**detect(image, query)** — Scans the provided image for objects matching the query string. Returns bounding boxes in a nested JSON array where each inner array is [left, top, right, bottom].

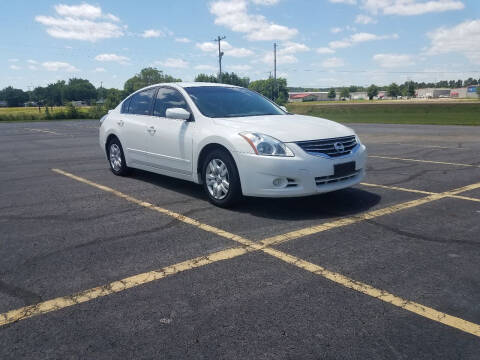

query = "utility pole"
[[273, 42, 277, 101], [214, 35, 226, 82]]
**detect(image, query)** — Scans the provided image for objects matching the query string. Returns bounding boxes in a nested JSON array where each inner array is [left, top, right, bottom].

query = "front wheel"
[[107, 138, 130, 176], [202, 149, 242, 208]]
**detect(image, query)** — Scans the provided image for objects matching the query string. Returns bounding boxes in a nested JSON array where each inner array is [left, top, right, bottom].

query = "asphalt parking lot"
[[1, 120, 479, 359]]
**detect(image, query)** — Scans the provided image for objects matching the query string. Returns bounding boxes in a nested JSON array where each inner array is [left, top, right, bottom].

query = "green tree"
[[219, 72, 250, 87], [0, 86, 29, 107], [328, 88, 336, 99], [248, 77, 288, 105], [195, 74, 218, 83], [64, 78, 97, 103], [340, 88, 350, 99], [406, 81, 416, 97], [124, 68, 181, 95], [367, 84, 379, 100], [387, 83, 400, 98], [104, 88, 125, 110]]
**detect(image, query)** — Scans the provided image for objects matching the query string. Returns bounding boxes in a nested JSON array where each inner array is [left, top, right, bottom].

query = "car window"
[[184, 86, 284, 118], [128, 88, 156, 115], [121, 97, 131, 113], [154, 87, 189, 117]]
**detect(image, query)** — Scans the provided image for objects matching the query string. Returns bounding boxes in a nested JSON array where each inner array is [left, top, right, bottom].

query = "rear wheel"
[[202, 149, 241, 207], [107, 138, 130, 176]]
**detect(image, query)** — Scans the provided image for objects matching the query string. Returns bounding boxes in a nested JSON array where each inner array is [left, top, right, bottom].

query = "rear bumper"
[[235, 144, 367, 197]]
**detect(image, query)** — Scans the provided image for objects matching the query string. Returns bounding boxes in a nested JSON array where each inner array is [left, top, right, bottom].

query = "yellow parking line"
[[369, 155, 480, 168], [24, 128, 60, 135], [361, 182, 480, 203], [3, 169, 480, 338], [263, 248, 480, 338], [0, 246, 249, 327], [361, 182, 435, 195]]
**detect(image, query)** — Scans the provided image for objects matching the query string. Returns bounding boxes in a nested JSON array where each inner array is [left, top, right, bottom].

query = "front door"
[[145, 87, 194, 176]]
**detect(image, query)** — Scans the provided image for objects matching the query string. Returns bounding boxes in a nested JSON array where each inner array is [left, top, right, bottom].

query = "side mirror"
[[166, 107, 191, 120], [280, 105, 287, 112]]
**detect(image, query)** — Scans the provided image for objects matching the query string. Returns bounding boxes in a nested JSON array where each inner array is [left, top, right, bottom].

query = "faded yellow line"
[[0, 246, 250, 327], [369, 155, 480, 168], [262, 247, 480, 338], [51, 169, 261, 250], [262, 181, 480, 246], [24, 128, 60, 135], [361, 182, 435, 195], [3, 169, 479, 338], [361, 182, 480, 203]]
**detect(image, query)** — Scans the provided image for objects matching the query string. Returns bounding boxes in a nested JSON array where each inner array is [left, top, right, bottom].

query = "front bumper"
[[235, 143, 367, 197]]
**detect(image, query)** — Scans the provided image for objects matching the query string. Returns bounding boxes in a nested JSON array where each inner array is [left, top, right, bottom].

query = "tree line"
[[1, 71, 479, 111]]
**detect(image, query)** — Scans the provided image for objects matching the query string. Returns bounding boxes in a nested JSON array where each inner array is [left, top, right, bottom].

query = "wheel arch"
[[196, 143, 240, 185]]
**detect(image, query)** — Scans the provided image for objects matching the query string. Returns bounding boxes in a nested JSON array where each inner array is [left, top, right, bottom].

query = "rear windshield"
[[184, 86, 285, 118]]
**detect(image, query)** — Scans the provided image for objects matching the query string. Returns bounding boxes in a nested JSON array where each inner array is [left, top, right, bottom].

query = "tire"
[[202, 149, 242, 208], [107, 138, 130, 176]]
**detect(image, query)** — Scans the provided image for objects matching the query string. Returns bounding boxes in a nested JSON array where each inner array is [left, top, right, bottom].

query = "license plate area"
[[334, 161, 356, 177]]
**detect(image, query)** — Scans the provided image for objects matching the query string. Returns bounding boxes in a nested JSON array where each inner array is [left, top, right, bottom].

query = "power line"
[[273, 42, 277, 100]]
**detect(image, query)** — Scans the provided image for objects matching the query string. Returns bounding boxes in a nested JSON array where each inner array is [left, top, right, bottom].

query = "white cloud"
[[261, 41, 309, 64], [175, 37, 191, 43], [317, 47, 336, 54], [250, 0, 280, 5], [330, 27, 343, 34], [373, 53, 414, 67], [227, 64, 252, 71], [28, 65, 38, 71], [94, 67, 106, 72], [196, 41, 253, 58], [322, 57, 345, 68], [154, 58, 189, 68], [329, 0, 357, 4], [35, 3, 123, 42], [355, 14, 377, 24], [8, 58, 19, 62], [95, 53, 130, 64], [426, 19, 480, 64], [332, 0, 465, 16], [42, 61, 79, 72], [329, 32, 398, 48], [141, 29, 165, 38], [194, 64, 217, 71], [209, 0, 297, 41], [27, 59, 38, 64], [363, 0, 465, 16], [9, 65, 21, 70]]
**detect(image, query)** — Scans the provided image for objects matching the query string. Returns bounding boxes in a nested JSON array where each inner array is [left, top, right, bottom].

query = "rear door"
[[122, 87, 157, 166]]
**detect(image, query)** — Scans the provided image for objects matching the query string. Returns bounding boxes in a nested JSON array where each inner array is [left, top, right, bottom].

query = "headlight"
[[355, 134, 361, 145], [239, 132, 294, 157]]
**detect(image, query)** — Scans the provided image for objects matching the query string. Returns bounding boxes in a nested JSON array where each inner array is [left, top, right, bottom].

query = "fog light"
[[273, 177, 287, 187]]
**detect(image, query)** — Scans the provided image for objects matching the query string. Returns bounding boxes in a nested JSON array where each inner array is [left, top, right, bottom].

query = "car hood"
[[212, 114, 354, 142]]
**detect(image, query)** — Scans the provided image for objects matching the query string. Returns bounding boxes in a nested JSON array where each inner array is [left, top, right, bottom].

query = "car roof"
[[140, 82, 240, 89]]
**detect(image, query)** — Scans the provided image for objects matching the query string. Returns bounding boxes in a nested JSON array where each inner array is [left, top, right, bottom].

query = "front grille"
[[315, 170, 360, 186], [296, 135, 357, 157]]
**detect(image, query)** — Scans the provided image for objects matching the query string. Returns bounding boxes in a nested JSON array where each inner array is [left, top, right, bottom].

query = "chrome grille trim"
[[315, 170, 361, 186], [296, 135, 357, 157]]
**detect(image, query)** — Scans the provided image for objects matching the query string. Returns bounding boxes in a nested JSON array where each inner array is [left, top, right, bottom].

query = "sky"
[[1, 0, 479, 90]]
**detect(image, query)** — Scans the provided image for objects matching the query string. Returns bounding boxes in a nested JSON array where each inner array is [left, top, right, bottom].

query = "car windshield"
[[184, 86, 285, 118]]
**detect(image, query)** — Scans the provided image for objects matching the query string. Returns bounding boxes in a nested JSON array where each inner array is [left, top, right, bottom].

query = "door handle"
[[147, 126, 156, 135], [117, 120, 124, 127]]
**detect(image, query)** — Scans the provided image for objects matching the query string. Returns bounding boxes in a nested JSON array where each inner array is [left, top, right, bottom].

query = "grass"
[[0, 106, 102, 122], [286, 102, 480, 126]]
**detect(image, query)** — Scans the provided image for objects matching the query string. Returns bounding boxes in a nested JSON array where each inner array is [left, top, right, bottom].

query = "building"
[[350, 91, 368, 100], [450, 86, 479, 99], [288, 92, 331, 102], [71, 100, 88, 107], [466, 86, 479, 99], [416, 88, 451, 98], [0, 101, 7, 107]]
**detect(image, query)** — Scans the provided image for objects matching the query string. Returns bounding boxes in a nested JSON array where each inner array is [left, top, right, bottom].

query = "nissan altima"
[[99, 83, 367, 207]]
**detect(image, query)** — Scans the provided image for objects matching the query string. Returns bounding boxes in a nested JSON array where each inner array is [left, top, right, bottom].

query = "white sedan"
[[99, 83, 367, 207]]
